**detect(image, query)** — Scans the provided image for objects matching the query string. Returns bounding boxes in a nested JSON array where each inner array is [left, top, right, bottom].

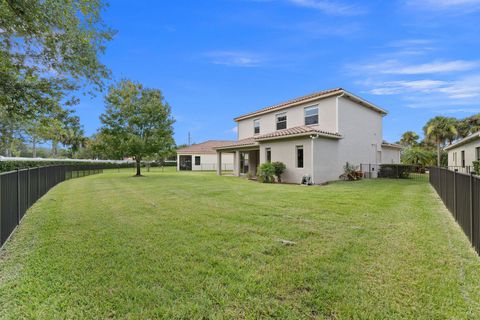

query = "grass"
[[1, 169, 480, 319]]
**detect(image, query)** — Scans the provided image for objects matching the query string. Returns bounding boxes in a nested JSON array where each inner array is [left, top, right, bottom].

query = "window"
[[276, 113, 287, 130], [266, 148, 271, 163], [476, 147, 480, 161], [253, 119, 260, 134], [304, 106, 319, 125], [195, 156, 201, 166], [296, 146, 304, 168], [453, 152, 457, 166], [461, 150, 465, 168]]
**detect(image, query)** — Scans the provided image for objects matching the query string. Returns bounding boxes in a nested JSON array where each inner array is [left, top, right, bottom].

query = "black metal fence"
[[359, 164, 429, 181], [430, 167, 480, 254], [0, 165, 106, 248]]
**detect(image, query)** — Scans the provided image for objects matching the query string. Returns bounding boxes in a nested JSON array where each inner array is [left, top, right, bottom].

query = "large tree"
[[457, 114, 480, 139], [423, 116, 458, 166], [99, 80, 175, 176], [0, 0, 113, 119], [398, 131, 420, 147]]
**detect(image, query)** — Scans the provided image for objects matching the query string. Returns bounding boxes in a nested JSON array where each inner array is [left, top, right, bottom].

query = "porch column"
[[216, 151, 222, 176], [234, 151, 241, 177]]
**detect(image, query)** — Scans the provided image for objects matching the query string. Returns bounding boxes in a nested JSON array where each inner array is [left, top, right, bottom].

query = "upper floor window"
[[253, 119, 260, 135], [461, 150, 465, 168], [304, 106, 318, 125], [476, 147, 480, 161], [276, 113, 287, 130]]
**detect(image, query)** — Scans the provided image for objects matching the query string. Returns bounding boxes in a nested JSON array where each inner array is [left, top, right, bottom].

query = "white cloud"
[[405, 0, 480, 13], [286, 0, 366, 15], [357, 59, 478, 75], [205, 51, 263, 67], [230, 126, 238, 134], [368, 80, 447, 95], [366, 76, 480, 109]]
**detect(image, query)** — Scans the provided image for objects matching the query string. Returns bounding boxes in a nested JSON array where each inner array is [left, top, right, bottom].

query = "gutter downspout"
[[310, 134, 320, 184], [335, 92, 345, 133]]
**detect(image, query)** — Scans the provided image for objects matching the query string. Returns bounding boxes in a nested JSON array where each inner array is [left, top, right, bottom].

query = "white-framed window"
[[265, 147, 271, 163], [296, 145, 304, 168], [453, 152, 457, 166], [195, 156, 201, 166], [476, 147, 480, 161], [461, 150, 465, 168], [253, 119, 260, 135], [276, 113, 287, 130], [304, 105, 319, 125]]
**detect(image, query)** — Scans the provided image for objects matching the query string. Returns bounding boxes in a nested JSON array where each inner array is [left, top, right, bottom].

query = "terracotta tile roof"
[[213, 137, 257, 150], [234, 88, 343, 121], [233, 88, 387, 121], [255, 126, 342, 141], [176, 140, 236, 154], [381, 141, 403, 149]]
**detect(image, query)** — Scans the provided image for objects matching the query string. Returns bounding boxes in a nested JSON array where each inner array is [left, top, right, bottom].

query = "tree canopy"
[[99, 80, 175, 176], [0, 0, 114, 119]]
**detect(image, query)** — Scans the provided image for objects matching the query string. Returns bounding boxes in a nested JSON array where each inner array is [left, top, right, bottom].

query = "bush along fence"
[[0, 164, 112, 248], [429, 167, 480, 255], [358, 164, 429, 181]]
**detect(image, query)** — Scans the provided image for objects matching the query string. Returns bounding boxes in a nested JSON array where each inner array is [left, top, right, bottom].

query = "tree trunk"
[[32, 136, 36, 158], [52, 141, 58, 156], [437, 141, 441, 167], [135, 159, 141, 176]]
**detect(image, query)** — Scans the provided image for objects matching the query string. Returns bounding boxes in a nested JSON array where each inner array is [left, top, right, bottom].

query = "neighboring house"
[[215, 88, 402, 184], [176, 140, 235, 171], [445, 132, 480, 171]]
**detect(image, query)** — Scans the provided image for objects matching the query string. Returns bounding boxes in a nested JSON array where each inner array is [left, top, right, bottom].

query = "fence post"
[[16, 169, 20, 225], [470, 172, 474, 244], [453, 170, 457, 220], [27, 167, 30, 208], [0, 174, 2, 246]]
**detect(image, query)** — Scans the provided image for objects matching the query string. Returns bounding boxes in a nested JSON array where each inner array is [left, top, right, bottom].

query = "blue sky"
[[74, 0, 480, 145]]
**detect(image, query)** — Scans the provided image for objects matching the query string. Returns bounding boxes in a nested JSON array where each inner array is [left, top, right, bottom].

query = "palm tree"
[[457, 114, 480, 138], [423, 116, 458, 166], [398, 131, 419, 147]]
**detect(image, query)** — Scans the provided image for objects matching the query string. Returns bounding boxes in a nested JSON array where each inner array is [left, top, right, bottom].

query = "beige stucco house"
[[215, 88, 402, 184], [445, 132, 480, 172], [177, 140, 234, 171]]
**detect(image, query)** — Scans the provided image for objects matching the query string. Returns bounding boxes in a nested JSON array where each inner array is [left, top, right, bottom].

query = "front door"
[[179, 155, 192, 171]]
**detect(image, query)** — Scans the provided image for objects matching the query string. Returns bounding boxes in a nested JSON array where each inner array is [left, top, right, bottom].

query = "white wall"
[[382, 147, 401, 164], [337, 97, 383, 167], [447, 139, 480, 168], [177, 153, 234, 171], [259, 137, 312, 183], [237, 96, 338, 140]]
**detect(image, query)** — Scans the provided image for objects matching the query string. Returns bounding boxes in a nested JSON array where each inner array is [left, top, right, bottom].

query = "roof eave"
[[255, 132, 343, 142], [444, 133, 480, 150]]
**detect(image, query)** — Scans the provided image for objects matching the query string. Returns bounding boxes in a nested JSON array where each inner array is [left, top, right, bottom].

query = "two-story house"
[[215, 88, 402, 184]]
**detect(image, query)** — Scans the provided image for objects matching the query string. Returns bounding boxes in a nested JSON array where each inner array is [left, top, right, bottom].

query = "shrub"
[[0, 160, 133, 173], [271, 161, 286, 182], [257, 163, 275, 183], [473, 161, 480, 175], [339, 162, 363, 181], [378, 164, 412, 179]]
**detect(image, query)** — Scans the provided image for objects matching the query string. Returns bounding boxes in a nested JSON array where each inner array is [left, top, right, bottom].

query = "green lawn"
[[1, 170, 480, 319]]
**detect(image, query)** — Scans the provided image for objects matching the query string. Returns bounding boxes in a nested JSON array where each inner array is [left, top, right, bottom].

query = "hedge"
[[378, 164, 414, 179], [0, 160, 134, 173]]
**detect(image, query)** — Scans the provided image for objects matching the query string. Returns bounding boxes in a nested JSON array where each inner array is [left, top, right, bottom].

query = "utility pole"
[[188, 132, 191, 146]]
